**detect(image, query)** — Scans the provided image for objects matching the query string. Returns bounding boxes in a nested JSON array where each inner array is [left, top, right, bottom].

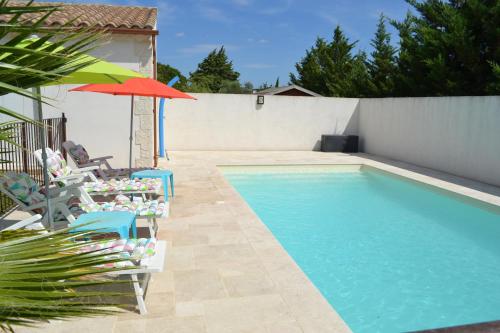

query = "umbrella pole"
[[129, 95, 134, 177], [32, 86, 53, 230]]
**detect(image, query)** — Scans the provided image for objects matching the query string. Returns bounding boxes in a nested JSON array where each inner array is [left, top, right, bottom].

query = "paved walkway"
[[15, 151, 500, 333]]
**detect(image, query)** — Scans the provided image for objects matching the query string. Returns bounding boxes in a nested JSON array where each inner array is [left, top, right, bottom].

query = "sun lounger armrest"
[[47, 182, 84, 197], [77, 161, 102, 168], [4, 214, 43, 231], [89, 156, 113, 162], [73, 166, 99, 173], [51, 174, 86, 182], [111, 241, 168, 275], [139, 241, 167, 273]]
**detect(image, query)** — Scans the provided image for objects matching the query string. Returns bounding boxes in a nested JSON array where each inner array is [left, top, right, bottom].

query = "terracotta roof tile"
[[1, 2, 157, 30]]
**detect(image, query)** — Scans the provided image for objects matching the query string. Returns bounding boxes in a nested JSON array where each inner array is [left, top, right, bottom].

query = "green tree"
[[218, 80, 253, 94], [189, 46, 240, 92], [393, 0, 500, 96], [291, 26, 371, 97], [348, 51, 374, 97], [242, 81, 254, 93], [368, 14, 397, 97], [274, 77, 280, 87], [156, 62, 188, 90], [290, 37, 330, 96], [257, 82, 271, 90], [323, 26, 368, 97]]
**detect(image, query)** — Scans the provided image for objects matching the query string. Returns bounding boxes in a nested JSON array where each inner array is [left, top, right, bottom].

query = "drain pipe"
[[159, 76, 180, 161], [152, 34, 158, 167]]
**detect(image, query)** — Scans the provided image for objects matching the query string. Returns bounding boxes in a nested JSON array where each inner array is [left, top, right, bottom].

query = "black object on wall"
[[320, 135, 359, 153]]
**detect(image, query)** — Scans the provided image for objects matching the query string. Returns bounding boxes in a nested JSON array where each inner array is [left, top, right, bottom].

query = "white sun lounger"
[[2, 214, 168, 315]]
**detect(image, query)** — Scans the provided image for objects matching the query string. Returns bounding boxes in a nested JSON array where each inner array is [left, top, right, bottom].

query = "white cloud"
[[247, 38, 270, 44], [178, 44, 238, 54], [259, 0, 293, 15], [175, 32, 185, 37], [156, 1, 176, 25], [244, 63, 275, 69], [197, 5, 232, 23], [232, 0, 251, 6], [318, 13, 338, 25]]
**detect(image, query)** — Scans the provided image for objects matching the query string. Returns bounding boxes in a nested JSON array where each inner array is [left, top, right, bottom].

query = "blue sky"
[[47, 0, 413, 87]]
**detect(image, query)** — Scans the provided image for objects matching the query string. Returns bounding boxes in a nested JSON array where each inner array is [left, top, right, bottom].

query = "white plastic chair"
[[63, 140, 152, 180], [34, 148, 161, 198]]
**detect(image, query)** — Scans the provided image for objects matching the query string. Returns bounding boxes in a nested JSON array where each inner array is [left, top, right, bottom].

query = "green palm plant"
[[0, 226, 133, 332], [0, 0, 103, 122], [0, 1, 137, 331]]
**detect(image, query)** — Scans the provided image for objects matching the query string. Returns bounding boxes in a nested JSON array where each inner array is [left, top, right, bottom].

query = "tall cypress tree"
[[290, 37, 330, 96], [323, 26, 360, 97], [393, 0, 500, 96], [190, 46, 240, 92], [368, 14, 397, 97], [291, 26, 370, 97]]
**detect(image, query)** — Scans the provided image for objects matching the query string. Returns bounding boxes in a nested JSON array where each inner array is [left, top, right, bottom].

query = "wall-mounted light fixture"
[[257, 95, 265, 105]]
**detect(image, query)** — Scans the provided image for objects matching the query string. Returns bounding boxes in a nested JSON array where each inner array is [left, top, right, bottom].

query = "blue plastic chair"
[[71, 211, 137, 239]]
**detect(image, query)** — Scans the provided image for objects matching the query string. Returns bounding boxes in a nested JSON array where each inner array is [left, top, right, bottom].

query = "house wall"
[[164, 93, 360, 151], [275, 89, 314, 96], [0, 33, 155, 168], [358, 96, 500, 186]]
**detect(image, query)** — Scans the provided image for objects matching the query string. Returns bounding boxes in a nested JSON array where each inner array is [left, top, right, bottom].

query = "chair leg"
[[97, 168, 109, 181], [104, 160, 113, 171], [131, 219, 137, 239], [59, 204, 76, 223], [162, 176, 169, 201], [147, 217, 155, 237], [131, 274, 147, 315], [170, 174, 174, 197], [79, 188, 93, 204]]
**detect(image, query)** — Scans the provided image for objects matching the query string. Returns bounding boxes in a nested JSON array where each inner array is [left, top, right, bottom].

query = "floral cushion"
[[69, 144, 90, 165], [0, 172, 45, 206], [83, 178, 162, 194], [79, 195, 167, 217], [46, 150, 72, 178], [99, 167, 156, 179]]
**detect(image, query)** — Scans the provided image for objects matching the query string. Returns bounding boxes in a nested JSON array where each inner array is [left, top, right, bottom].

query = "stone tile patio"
[[12, 151, 500, 333]]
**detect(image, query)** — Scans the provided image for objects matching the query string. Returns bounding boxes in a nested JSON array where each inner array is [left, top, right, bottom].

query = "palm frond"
[[0, 0, 106, 122], [0, 226, 139, 331]]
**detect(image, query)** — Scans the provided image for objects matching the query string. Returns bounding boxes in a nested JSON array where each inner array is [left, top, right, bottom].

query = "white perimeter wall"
[[359, 96, 500, 186], [165, 94, 359, 151]]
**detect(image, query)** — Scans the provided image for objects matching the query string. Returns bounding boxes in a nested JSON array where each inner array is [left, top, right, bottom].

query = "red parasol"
[[70, 78, 196, 172]]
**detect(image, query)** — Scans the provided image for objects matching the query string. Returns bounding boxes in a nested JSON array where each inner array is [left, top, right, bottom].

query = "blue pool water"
[[222, 166, 500, 333]]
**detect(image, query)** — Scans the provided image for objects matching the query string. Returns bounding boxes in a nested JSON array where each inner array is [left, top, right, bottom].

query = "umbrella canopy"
[[70, 78, 196, 99], [55, 56, 143, 84], [70, 78, 195, 173], [10, 38, 144, 85]]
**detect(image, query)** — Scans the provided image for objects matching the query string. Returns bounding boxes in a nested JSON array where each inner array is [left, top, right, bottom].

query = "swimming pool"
[[222, 165, 500, 333]]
